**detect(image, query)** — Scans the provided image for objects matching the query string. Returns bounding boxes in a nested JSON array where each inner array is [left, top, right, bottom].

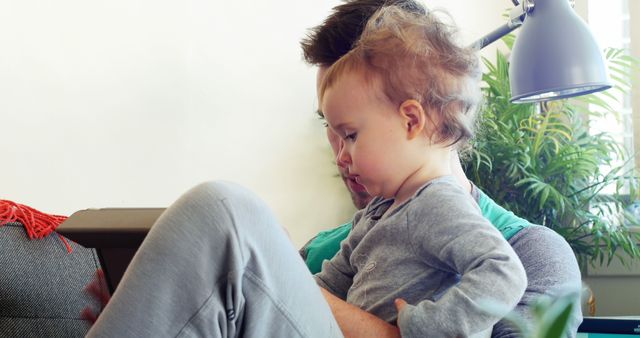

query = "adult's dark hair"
[[300, 0, 427, 66]]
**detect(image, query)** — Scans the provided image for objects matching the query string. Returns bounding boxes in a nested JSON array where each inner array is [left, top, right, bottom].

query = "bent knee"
[[184, 181, 247, 205], [512, 226, 582, 291], [171, 180, 278, 232], [158, 181, 251, 234]]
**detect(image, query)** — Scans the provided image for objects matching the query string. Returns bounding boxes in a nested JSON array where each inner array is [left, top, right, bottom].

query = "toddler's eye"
[[345, 132, 357, 141]]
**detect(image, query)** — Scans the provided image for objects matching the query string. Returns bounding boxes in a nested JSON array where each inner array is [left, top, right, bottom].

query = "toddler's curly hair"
[[320, 5, 482, 146]]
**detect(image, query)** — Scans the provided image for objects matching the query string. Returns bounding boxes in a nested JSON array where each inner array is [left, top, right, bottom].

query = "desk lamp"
[[473, 0, 611, 103]]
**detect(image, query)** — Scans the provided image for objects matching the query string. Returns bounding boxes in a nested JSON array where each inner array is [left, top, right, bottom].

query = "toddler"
[[314, 6, 527, 337]]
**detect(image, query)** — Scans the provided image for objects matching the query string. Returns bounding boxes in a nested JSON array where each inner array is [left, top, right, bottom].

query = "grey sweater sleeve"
[[314, 208, 366, 298], [398, 182, 528, 337]]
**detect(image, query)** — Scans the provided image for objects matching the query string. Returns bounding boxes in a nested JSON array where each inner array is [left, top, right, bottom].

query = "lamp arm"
[[472, 22, 520, 50], [472, 0, 535, 50]]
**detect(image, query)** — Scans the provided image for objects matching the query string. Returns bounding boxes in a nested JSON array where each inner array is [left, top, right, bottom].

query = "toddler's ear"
[[399, 99, 427, 139]]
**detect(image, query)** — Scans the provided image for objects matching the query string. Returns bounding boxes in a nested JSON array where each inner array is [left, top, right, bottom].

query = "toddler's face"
[[320, 71, 418, 199], [317, 67, 372, 209]]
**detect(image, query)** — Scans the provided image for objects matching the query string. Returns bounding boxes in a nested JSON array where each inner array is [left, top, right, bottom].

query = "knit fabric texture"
[[0, 222, 104, 337]]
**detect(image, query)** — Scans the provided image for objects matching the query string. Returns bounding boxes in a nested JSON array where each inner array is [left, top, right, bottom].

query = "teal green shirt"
[[302, 222, 352, 275], [302, 187, 530, 274], [476, 189, 530, 240]]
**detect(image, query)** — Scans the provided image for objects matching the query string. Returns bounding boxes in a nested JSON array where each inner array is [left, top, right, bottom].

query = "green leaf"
[[537, 298, 576, 338]]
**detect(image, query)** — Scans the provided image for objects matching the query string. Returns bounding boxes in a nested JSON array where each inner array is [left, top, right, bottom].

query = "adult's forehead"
[[316, 66, 329, 92]]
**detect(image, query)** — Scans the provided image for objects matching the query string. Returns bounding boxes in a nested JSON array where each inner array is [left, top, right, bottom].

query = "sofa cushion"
[[0, 222, 103, 337]]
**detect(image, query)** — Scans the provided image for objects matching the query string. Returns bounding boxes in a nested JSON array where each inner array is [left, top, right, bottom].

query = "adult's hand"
[[320, 287, 401, 338], [80, 269, 111, 324]]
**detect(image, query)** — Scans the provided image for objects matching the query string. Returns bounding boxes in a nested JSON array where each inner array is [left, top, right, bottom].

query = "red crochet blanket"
[[0, 199, 67, 239], [0, 200, 73, 252]]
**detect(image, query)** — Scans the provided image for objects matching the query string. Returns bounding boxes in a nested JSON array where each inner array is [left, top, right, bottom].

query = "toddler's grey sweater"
[[315, 176, 527, 337]]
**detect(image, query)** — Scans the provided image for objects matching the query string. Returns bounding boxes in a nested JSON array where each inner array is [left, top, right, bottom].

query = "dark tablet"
[[578, 316, 640, 337]]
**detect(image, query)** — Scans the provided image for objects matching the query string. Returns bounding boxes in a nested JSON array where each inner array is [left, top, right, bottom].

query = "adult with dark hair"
[[85, 2, 582, 338], [299, 1, 582, 337], [91, 10, 520, 334]]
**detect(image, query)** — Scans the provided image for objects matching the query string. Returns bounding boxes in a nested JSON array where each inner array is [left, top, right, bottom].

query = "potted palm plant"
[[463, 36, 640, 270]]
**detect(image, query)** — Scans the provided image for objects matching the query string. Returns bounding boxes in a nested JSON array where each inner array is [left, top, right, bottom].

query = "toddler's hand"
[[394, 298, 408, 313]]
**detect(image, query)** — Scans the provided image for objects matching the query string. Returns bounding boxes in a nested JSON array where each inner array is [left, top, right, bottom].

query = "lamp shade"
[[509, 0, 611, 103]]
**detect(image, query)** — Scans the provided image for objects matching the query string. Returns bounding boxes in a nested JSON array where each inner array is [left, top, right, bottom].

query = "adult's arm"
[[320, 287, 400, 338]]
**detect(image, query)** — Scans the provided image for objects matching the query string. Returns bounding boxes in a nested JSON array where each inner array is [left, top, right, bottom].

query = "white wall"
[[0, 0, 508, 247]]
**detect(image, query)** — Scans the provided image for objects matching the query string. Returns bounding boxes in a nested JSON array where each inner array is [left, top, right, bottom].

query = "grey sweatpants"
[[87, 181, 342, 337]]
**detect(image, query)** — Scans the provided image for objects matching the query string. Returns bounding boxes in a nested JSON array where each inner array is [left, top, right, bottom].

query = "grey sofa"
[[0, 222, 104, 337]]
